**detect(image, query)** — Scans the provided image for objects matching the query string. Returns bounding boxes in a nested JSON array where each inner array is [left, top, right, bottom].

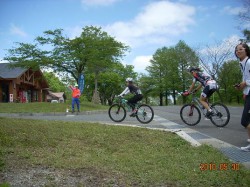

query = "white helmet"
[[126, 77, 133, 82]]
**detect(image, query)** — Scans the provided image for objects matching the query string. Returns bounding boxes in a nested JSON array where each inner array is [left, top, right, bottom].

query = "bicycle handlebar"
[[181, 90, 197, 96]]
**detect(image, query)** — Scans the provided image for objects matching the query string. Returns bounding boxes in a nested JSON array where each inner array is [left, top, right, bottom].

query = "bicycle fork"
[[188, 104, 195, 116], [116, 105, 123, 114]]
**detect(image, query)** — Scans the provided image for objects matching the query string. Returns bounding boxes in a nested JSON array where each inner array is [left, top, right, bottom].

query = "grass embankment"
[[0, 118, 249, 186], [0, 101, 107, 113]]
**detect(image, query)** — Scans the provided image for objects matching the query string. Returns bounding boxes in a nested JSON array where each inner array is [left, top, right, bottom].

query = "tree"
[[146, 47, 168, 106], [217, 60, 242, 104], [4, 26, 129, 104], [98, 72, 123, 105], [146, 41, 199, 105], [197, 40, 235, 80], [43, 72, 66, 92], [80, 26, 129, 103], [83, 62, 137, 105], [174, 41, 199, 104], [196, 39, 237, 102], [137, 74, 154, 104], [4, 42, 50, 70]]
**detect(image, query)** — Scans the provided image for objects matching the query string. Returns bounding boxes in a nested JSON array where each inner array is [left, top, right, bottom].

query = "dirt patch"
[[0, 151, 127, 186], [1, 166, 126, 187]]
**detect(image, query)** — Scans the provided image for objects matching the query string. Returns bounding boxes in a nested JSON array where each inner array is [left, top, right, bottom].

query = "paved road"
[[153, 106, 248, 148], [3, 105, 247, 148]]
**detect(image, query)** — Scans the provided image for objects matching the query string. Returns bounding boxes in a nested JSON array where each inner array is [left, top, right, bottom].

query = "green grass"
[[0, 101, 108, 113], [0, 118, 249, 186]]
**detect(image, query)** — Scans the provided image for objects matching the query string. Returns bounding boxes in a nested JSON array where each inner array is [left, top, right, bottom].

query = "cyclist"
[[118, 77, 143, 117], [183, 67, 218, 118]]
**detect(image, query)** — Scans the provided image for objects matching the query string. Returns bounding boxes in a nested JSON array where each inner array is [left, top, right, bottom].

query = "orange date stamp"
[[200, 163, 240, 171]]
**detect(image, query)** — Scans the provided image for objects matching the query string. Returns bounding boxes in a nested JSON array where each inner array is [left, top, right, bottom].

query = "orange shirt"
[[72, 88, 81, 98]]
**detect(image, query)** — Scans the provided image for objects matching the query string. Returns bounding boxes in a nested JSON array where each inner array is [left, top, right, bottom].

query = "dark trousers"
[[241, 95, 250, 128], [127, 94, 143, 110], [72, 98, 80, 112]]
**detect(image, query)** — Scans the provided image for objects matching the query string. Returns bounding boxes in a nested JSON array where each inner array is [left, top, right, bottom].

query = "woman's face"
[[235, 44, 248, 61], [191, 71, 196, 76]]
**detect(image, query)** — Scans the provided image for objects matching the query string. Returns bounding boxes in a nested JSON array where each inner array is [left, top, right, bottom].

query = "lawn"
[[0, 118, 249, 186], [0, 101, 108, 113]]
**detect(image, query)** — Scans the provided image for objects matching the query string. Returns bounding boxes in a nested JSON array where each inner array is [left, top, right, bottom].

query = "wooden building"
[[0, 63, 49, 102]]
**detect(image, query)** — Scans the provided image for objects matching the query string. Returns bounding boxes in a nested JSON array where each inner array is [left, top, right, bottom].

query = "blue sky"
[[0, 0, 248, 73]]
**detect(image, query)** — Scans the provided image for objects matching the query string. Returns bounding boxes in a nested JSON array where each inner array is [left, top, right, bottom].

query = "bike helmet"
[[126, 77, 133, 82], [188, 67, 200, 72]]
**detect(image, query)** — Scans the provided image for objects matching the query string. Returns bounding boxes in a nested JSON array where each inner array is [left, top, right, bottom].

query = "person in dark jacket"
[[119, 78, 143, 117]]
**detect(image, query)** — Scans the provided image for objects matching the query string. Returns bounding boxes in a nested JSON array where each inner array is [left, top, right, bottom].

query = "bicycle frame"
[[114, 97, 139, 112], [180, 92, 230, 127], [189, 93, 207, 116], [189, 93, 222, 118]]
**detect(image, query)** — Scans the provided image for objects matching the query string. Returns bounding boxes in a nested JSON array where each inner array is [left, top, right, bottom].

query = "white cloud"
[[81, 0, 120, 6], [222, 6, 242, 15], [0, 58, 9, 63], [10, 24, 27, 37], [131, 55, 152, 73], [66, 1, 196, 74], [104, 1, 196, 48]]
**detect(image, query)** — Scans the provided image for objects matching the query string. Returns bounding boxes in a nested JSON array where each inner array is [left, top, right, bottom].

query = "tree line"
[[141, 40, 243, 106], [4, 26, 244, 106]]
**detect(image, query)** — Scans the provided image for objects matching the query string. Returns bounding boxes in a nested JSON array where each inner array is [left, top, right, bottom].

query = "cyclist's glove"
[[183, 91, 190, 96]]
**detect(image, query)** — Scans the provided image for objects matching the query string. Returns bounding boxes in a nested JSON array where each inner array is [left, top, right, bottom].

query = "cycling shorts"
[[201, 80, 218, 98]]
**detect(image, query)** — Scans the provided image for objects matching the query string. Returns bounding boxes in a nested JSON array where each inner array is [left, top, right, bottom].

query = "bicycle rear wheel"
[[180, 104, 201, 126], [210, 103, 230, 127], [108, 104, 126, 122], [136, 104, 154, 124]]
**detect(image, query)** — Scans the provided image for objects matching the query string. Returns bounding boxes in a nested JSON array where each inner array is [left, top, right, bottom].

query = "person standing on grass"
[[69, 83, 81, 113], [235, 43, 250, 152]]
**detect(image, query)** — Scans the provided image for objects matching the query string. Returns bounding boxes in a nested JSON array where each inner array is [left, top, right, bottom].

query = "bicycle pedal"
[[129, 113, 136, 117]]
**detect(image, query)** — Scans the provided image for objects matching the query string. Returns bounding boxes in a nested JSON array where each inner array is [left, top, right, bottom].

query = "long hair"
[[235, 43, 250, 58]]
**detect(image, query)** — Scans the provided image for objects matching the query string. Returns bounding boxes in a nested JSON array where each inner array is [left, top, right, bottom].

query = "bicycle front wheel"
[[210, 103, 230, 127], [108, 104, 126, 122], [180, 104, 201, 126], [136, 104, 154, 124]]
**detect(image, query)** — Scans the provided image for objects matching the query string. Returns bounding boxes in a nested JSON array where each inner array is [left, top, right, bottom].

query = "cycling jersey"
[[192, 72, 212, 87], [192, 71, 218, 98], [120, 85, 142, 96]]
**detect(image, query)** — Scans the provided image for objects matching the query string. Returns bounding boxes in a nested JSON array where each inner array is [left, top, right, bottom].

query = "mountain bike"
[[108, 96, 154, 124], [180, 92, 230, 127]]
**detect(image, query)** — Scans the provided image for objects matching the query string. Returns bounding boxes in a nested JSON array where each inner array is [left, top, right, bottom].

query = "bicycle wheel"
[[136, 104, 154, 124], [180, 104, 201, 126], [108, 104, 126, 122], [210, 103, 230, 127]]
